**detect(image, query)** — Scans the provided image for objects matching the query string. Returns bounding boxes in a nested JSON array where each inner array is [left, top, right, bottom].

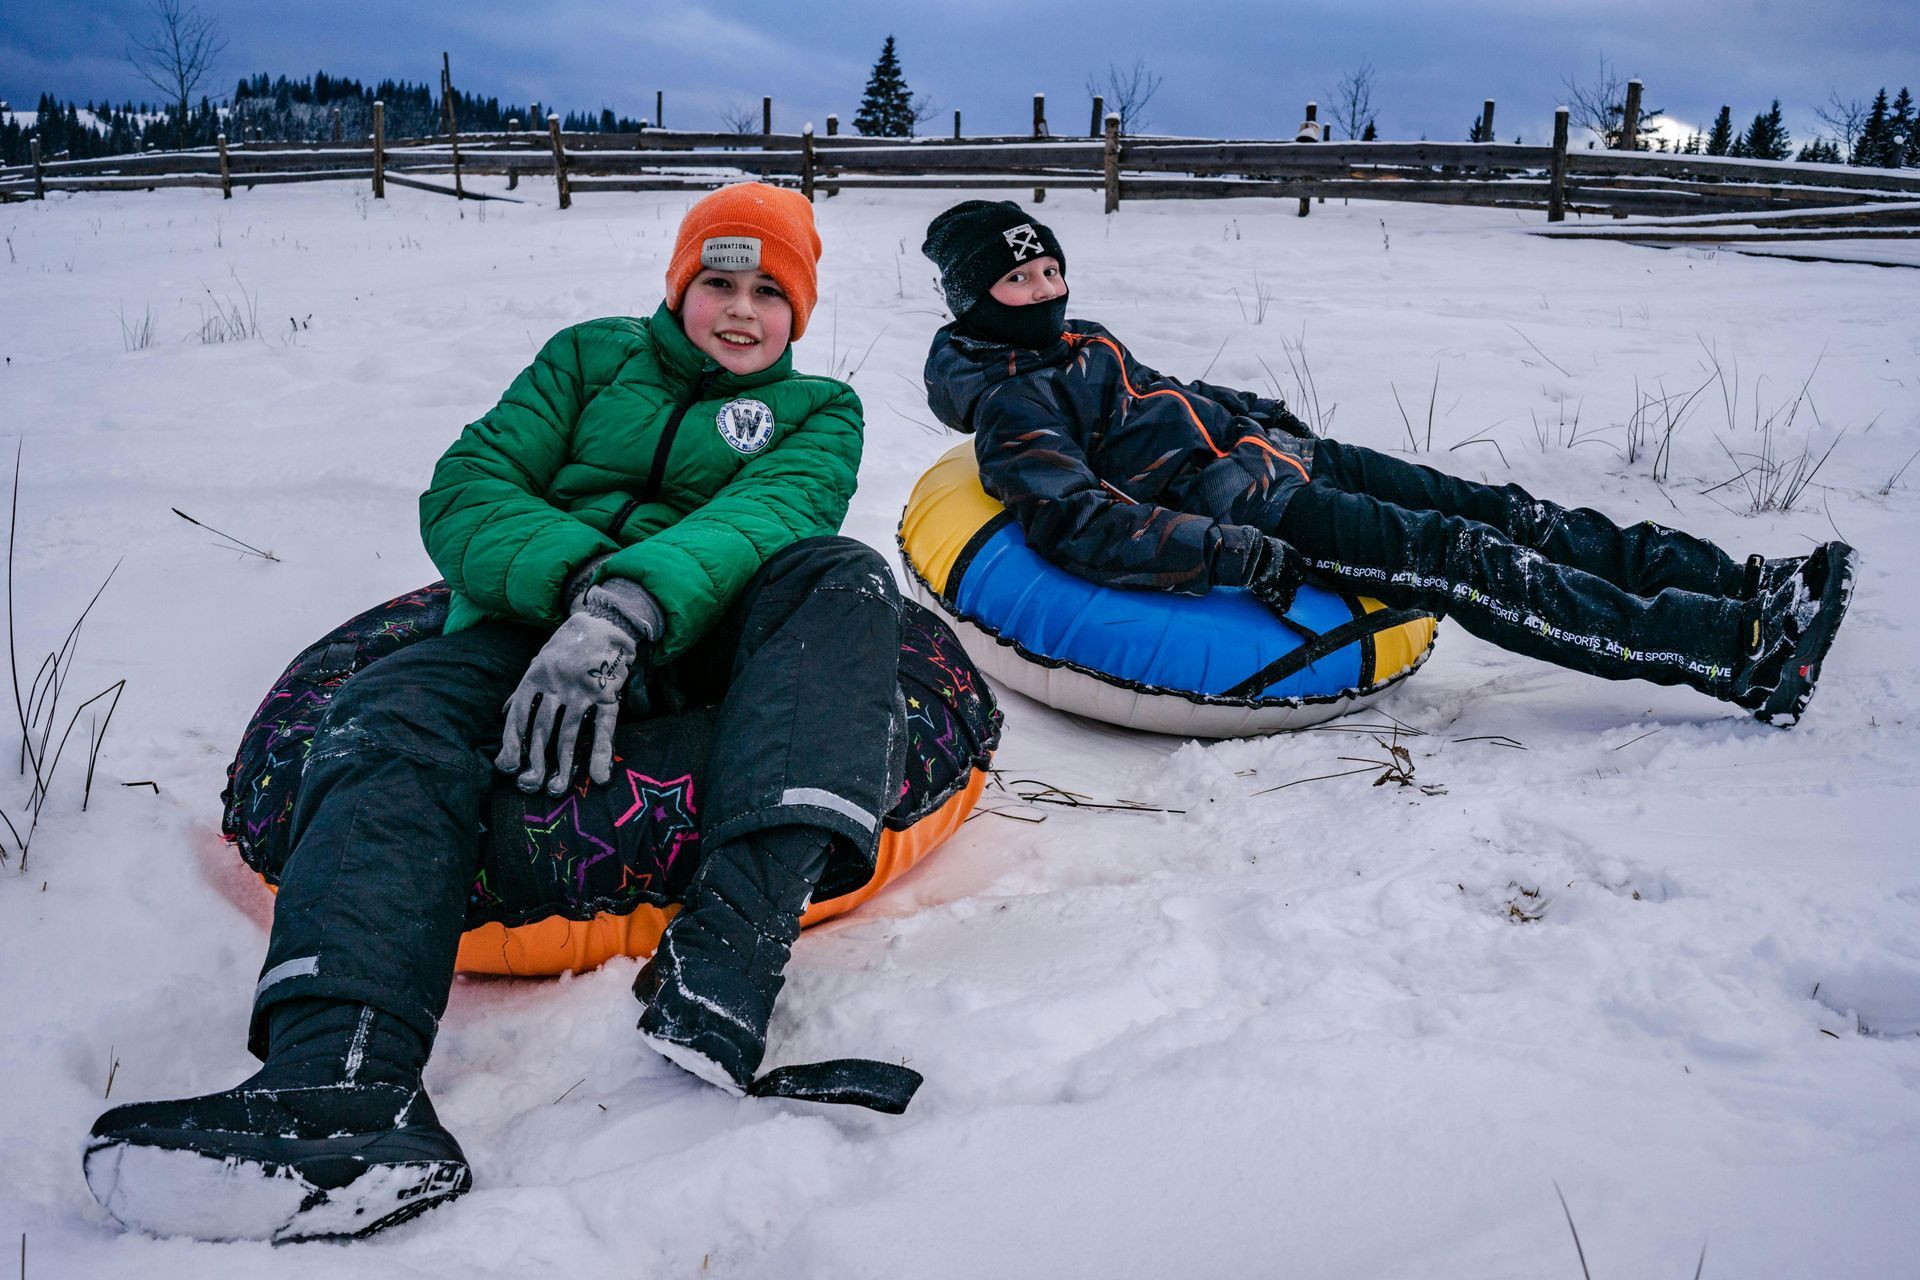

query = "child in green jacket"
[[86, 184, 914, 1242]]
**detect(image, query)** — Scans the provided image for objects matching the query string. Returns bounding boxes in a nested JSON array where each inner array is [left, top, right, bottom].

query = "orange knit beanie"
[[664, 183, 822, 339]]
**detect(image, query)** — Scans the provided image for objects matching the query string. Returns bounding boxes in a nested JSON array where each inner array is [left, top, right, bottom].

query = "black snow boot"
[[1730, 540, 1858, 726], [1738, 551, 1810, 601], [634, 826, 832, 1093], [84, 999, 469, 1243]]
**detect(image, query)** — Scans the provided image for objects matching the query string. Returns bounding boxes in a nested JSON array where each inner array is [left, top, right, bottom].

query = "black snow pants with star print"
[[247, 537, 905, 1060]]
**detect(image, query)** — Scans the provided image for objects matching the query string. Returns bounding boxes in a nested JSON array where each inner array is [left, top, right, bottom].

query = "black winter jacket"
[[923, 320, 1315, 594]]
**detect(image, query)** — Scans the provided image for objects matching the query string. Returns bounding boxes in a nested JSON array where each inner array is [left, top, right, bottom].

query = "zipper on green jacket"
[[610, 366, 719, 540]]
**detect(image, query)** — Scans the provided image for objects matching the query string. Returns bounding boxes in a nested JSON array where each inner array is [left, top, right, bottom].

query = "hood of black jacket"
[[922, 320, 1093, 435]]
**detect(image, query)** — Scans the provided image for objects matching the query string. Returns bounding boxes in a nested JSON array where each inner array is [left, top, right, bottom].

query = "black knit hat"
[[921, 200, 1066, 318]]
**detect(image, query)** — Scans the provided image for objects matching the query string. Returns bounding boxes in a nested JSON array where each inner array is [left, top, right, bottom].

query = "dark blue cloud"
[[3, 0, 1915, 147]]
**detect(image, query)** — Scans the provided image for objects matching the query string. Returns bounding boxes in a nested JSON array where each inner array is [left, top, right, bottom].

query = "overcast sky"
[[3, 0, 1915, 148]]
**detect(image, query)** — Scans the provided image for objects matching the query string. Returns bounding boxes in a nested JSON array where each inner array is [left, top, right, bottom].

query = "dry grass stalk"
[[4, 445, 130, 870]]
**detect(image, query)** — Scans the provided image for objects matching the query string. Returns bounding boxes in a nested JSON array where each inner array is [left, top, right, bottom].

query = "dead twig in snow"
[[1454, 734, 1527, 750], [1252, 763, 1381, 795], [1611, 728, 1661, 751], [171, 507, 279, 561], [5, 446, 131, 870], [1506, 322, 1571, 377], [1004, 778, 1185, 815], [1553, 1182, 1594, 1280]]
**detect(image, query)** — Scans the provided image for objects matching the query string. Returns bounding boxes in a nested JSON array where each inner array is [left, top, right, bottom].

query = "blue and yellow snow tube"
[[898, 443, 1437, 737]]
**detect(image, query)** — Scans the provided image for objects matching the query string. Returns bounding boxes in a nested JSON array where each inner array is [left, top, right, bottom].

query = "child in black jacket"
[[920, 200, 1854, 725]]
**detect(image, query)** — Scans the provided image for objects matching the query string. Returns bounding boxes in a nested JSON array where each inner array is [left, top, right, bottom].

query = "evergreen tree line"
[[7, 61, 1915, 169], [227, 72, 645, 144], [0, 92, 197, 164], [1690, 86, 1917, 165], [1, 70, 651, 166]]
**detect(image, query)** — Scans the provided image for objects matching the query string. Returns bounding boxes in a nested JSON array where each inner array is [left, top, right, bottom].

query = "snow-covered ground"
[[2, 177, 1917, 1278]]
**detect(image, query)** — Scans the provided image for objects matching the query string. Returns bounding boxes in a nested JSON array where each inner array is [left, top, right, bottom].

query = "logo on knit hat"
[[715, 398, 776, 455], [701, 237, 762, 271], [1002, 224, 1043, 261]]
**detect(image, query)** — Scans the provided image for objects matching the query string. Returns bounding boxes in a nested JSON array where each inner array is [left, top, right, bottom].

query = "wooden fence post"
[[1103, 113, 1121, 214], [1090, 95, 1104, 136], [656, 90, 663, 129], [801, 123, 815, 202], [548, 114, 571, 209], [441, 52, 465, 200], [762, 96, 772, 136], [1620, 78, 1643, 150], [332, 107, 342, 143], [216, 132, 232, 199], [1479, 99, 1495, 142], [1548, 106, 1569, 222], [823, 117, 840, 198], [372, 101, 386, 199], [1298, 101, 1318, 217], [1033, 92, 1047, 204], [506, 116, 520, 189], [30, 137, 44, 200], [953, 109, 961, 139]]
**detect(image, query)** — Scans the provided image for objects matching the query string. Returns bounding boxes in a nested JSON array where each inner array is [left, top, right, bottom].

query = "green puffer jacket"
[[419, 302, 863, 660]]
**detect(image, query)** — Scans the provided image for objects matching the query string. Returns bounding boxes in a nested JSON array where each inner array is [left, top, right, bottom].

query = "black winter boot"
[[1730, 540, 1858, 726], [83, 999, 469, 1242], [634, 826, 832, 1093], [1738, 551, 1811, 601]]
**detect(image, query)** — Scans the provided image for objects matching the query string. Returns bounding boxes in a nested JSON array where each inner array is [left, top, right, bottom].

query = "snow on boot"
[[634, 826, 830, 1094], [84, 1000, 469, 1243], [1741, 552, 1808, 601], [1731, 541, 1858, 727]]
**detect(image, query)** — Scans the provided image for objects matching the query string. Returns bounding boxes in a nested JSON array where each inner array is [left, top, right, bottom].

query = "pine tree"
[[1739, 100, 1790, 161], [1853, 87, 1890, 165], [1796, 138, 1843, 163], [1361, 120, 1377, 141], [1887, 87, 1915, 168], [853, 35, 915, 137], [1705, 105, 1733, 156]]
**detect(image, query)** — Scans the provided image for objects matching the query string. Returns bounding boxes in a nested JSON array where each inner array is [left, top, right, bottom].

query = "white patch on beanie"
[[702, 237, 762, 271], [1003, 224, 1043, 261]]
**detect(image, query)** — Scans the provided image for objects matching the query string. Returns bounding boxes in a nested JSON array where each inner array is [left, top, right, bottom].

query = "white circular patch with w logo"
[[715, 398, 776, 455]]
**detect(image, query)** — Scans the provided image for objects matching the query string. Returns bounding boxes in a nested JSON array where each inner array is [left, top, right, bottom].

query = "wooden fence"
[[7, 98, 1920, 234]]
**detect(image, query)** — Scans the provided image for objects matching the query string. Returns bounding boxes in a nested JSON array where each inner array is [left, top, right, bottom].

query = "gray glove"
[[496, 578, 664, 794]]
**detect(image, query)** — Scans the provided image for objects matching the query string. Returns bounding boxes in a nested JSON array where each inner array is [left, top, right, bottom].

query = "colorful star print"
[[614, 770, 700, 871]]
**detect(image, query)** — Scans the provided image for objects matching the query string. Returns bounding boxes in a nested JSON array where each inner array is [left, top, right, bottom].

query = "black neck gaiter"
[[957, 293, 1069, 350]]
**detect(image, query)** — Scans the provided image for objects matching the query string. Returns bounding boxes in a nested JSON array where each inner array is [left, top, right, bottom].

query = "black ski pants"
[[1267, 438, 1749, 695], [248, 537, 905, 1058]]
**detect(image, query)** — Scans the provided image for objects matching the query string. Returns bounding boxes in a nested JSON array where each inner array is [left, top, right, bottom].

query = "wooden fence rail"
[[6, 123, 1919, 228]]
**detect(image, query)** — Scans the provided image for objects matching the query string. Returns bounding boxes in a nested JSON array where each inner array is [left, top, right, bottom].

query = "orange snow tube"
[[225, 583, 1002, 979], [452, 769, 987, 975]]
